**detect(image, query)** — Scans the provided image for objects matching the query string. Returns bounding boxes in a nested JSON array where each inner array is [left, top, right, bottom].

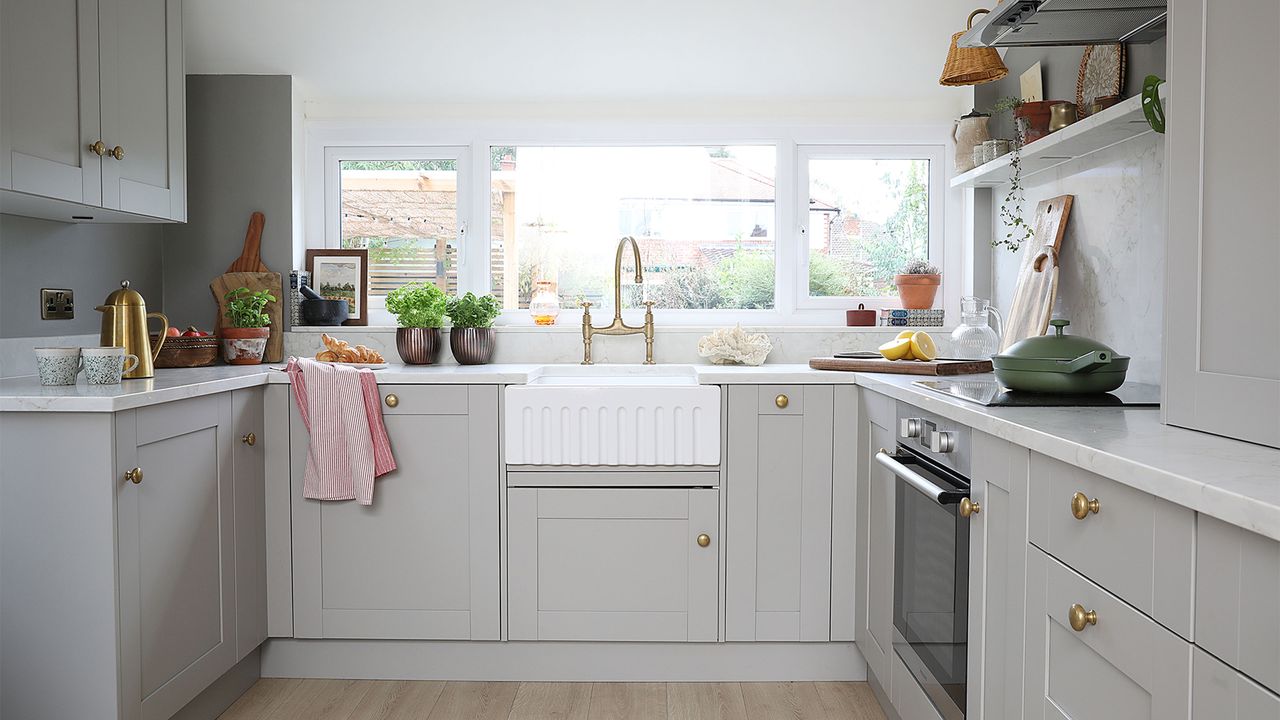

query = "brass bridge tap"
[[581, 237, 655, 365]]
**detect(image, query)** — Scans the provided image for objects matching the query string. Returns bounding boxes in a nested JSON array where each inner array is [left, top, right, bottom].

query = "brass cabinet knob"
[[384, 394, 399, 408], [1068, 603, 1098, 632], [88, 140, 107, 156], [108, 145, 124, 160], [959, 498, 981, 518], [775, 394, 789, 409], [697, 533, 711, 548], [125, 467, 143, 485], [241, 432, 256, 447], [1071, 492, 1101, 520]]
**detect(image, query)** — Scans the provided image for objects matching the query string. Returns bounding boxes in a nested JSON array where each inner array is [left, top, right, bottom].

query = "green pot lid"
[[1000, 319, 1118, 360]]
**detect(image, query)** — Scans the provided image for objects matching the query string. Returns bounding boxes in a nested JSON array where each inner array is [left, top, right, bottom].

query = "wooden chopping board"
[[211, 272, 284, 362], [809, 357, 993, 375], [1001, 195, 1073, 352]]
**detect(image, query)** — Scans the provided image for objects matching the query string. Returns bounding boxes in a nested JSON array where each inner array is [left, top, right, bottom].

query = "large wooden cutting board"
[[809, 357, 993, 375], [1000, 195, 1073, 352], [211, 271, 284, 362]]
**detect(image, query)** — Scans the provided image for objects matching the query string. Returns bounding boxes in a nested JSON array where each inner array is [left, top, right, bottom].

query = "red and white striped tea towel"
[[285, 357, 396, 505]]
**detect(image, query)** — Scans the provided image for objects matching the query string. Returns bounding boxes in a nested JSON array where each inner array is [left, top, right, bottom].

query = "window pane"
[[807, 157, 930, 297], [339, 159, 459, 296], [490, 146, 776, 312]]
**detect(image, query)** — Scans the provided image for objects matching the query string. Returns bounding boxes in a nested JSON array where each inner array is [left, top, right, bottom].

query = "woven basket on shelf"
[[940, 9, 1009, 87]]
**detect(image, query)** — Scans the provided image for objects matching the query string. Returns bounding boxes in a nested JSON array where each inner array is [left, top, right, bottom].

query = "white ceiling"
[[185, 0, 978, 118]]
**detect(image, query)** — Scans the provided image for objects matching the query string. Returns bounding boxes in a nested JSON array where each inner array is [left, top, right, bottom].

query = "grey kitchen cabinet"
[[725, 384, 834, 642], [290, 385, 501, 640], [1193, 647, 1280, 719], [1023, 547, 1192, 720], [1164, 0, 1280, 448], [508, 487, 719, 642], [966, 432, 1030, 720], [854, 388, 896, 687], [231, 387, 267, 661], [0, 0, 185, 221]]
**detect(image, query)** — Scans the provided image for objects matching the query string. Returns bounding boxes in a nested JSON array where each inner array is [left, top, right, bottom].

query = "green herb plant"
[[223, 287, 276, 328], [990, 96, 1033, 253], [385, 282, 447, 328], [447, 292, 502, 328]]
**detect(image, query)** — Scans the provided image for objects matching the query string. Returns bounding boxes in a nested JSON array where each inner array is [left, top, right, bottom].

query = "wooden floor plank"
[[586, 683, 664, 720], [347, 680, 446, 720], [508, 682, 593, 720], [426, 681, 519, 720], [217, 678, 302, 719], [273, 678, 373, 720], [740, 682, 828, 720], [813, 682, 886, 720], [666, 683, 748, 720]]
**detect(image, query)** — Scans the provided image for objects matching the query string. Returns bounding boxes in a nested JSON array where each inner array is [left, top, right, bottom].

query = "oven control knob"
[[929, 431, 956, 453], [900, 418, 923, 438]]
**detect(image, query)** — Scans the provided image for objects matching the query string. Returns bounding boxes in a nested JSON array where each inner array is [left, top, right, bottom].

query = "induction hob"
[[914, 378, 1161, 407]]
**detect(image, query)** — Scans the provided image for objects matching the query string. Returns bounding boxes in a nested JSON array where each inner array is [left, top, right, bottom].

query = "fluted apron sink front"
[[504, 365, 721, 466]]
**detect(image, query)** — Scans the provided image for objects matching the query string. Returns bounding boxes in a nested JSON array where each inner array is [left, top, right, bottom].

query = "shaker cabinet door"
[[856, 389, 896, 686], [231, 387, 268, 661]]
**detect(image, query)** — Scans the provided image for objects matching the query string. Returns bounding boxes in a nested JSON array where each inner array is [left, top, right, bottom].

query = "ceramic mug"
[[82, 346, 140, 385], [34, 347, 84, 386]]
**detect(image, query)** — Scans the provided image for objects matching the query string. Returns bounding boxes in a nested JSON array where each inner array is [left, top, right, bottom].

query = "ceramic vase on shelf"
[[396, 327, 442, 365]]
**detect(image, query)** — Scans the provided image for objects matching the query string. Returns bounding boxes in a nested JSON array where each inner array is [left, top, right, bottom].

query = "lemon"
[[878, 337, 914, 361], [896, 330, 916, 340], [909, 331, 938, 361]]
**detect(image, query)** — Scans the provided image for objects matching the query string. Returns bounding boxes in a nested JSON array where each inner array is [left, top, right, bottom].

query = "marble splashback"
[[992, 134, 1165, 384]]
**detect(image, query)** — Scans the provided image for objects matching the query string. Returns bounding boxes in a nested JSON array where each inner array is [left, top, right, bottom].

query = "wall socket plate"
[[41, 288, 74, 320]]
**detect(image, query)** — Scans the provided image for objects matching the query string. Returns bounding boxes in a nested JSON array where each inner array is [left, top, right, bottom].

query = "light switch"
[[41, 288, 74, 320]]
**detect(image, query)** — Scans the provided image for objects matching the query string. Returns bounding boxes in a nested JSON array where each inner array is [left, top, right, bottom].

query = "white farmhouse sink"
[[505, 365, 721, 466]]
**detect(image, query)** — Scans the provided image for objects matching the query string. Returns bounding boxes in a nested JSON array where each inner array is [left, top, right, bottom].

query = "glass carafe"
[[950, 296, 1004, 359]]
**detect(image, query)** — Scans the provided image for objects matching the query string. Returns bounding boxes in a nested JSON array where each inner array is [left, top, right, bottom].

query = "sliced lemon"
[[878, 337, 914, 361], [909, 331, 938, 361], [896, 330, 916, 340]]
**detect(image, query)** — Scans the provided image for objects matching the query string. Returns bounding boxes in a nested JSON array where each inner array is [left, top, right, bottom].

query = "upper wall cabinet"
[[0, 0, 185, 223], [1164, 0, 1280, 448]]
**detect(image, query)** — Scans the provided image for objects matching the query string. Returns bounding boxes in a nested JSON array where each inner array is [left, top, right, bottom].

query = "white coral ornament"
[[697, 325, 773, 366]]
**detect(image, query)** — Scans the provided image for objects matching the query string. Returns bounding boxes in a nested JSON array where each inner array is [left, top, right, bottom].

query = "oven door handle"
[[875, 448, 959, 506]]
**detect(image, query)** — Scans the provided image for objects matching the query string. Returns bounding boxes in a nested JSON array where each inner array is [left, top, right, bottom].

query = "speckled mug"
[[82, 346, 140, 385], [34, 347, 83, 386]]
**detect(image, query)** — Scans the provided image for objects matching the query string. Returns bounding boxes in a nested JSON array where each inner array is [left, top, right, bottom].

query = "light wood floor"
[[217, 680, 886, 720]]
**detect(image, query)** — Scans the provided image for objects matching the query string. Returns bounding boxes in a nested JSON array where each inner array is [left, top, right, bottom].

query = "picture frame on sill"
[[305, 249, 368, 326]]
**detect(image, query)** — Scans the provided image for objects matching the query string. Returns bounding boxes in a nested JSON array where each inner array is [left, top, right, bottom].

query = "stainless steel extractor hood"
[[958, 0, 1167, 48]]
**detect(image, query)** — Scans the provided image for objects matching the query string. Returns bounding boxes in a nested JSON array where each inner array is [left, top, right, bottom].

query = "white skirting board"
[[261, 640, 866, 682]]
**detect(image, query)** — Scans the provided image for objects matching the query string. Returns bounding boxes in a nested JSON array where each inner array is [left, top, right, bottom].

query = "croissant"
[[315, 334, 384, 364]]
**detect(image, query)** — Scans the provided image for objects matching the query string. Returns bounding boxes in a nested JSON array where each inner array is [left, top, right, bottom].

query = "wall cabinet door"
[[115, 394, 236, 720], [856, 388, 896, 686], [1164, 0, 1280, 447], [231, 387, 267, 661], [725, 384, 833, 642], [508, 487, 719, 642], [1023, 547, 1191, 720], [0, 0, 103, 204], [290, 385, 500, 640]]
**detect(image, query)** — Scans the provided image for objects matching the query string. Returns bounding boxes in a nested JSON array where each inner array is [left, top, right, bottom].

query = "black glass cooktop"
[[914, 378, 1161, 407]]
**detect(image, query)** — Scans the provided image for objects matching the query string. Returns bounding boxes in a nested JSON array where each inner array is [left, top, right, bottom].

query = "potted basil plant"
[[222, 287, 276, 365], [385, 282, 447, 364], [446, 292, 502, 364]]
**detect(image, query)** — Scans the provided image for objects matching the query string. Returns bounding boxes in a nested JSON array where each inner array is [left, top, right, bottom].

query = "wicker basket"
[[940, 10, 1009, 87], [151, 334, 220, 368]]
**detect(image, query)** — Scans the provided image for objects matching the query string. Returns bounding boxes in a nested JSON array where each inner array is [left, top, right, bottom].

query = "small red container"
[[846, 303, 877, 327]]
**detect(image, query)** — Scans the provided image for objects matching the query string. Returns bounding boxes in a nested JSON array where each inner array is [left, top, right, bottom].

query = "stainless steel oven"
[[876, 404, 973, 720]]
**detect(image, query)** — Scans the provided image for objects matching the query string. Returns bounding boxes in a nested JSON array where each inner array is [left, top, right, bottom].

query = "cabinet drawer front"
[[377, 385, 469, 415], [1029, 453, 1194, 637], [1024, 548, 1192, 720], [1196, 514, 1280, 696], [1193, 647, 1280, 719], [758, 385, 804, 415]]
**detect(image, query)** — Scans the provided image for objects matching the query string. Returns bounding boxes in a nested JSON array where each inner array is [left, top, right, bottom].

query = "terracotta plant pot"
[[1014, 100, 1060, 143], [396, 327, 442, 365], [895, 274, 942, 310], [450, 327, 495, 365], [220, 326, 270, 365]]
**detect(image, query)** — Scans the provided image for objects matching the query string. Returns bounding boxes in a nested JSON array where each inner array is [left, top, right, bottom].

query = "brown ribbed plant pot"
[[450, 327, 495, 365], [396, 327, 442, 365], [895, 274, 942, 310]]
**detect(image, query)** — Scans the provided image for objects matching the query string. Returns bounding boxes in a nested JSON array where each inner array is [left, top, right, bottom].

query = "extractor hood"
[[958, 0, 1167, 48]]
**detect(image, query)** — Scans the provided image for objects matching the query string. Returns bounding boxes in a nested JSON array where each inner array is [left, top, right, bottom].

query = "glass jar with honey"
[[529, 280, 561, 326]]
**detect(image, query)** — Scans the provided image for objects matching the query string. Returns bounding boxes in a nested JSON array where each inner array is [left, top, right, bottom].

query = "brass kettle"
[[95, 281, 168, 379]]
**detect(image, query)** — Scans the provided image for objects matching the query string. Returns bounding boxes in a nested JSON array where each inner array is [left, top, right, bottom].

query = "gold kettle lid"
[[102, 280, 147, 307]]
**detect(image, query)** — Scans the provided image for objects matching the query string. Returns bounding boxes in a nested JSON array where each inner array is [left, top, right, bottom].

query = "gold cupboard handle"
[[384, 394, 399, 408], [125, 467, 143, 485], [108, 145, 124, 160], [1071, 492, 1101, 520], [697, 533, 711, 548], [959, 498, 981, 518], [1069, 603, 1098, 632], [242, 432, 257, 447], [775, 394, 789, 409], [89, 140, 107, 156]]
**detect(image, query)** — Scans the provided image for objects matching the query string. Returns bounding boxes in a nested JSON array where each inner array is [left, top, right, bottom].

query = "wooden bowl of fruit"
[[152, 326, 220, 368]]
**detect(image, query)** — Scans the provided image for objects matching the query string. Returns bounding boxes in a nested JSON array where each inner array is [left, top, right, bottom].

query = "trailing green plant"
[[899, 258, 940, 275], [223, 287, 276, 328], [385, 282, 447, 328], [990, 96, 1033, 253], [446, 292, 502, 328]]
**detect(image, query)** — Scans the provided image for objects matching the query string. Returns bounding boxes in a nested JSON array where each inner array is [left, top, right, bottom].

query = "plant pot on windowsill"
[[895, 274, 942, 310], [221, 326, 270, 365], [396, 327, 443, 365]]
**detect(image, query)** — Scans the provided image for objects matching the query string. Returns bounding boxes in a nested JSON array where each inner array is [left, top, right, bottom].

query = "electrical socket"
[[41, 288, 74, 320]]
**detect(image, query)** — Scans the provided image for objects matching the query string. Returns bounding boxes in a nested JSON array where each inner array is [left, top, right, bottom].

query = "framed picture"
[[305, 249, 368, 326]]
